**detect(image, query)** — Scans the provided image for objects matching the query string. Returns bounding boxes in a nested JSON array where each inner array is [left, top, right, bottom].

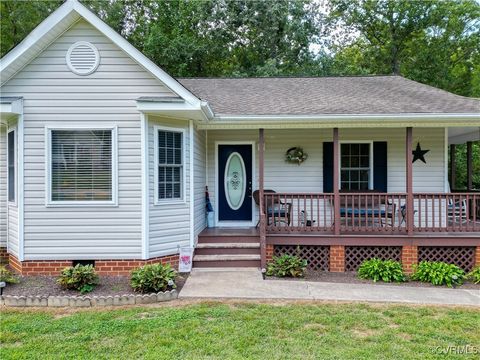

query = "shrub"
[[130, 263, 176, 293], [357, 258, 406, 283], [411, 261, 465, 287], [467, 266, 480, 284], [0, 265, 19, 284], [57, 264, 99, 293], [266, 254, 307, 278]]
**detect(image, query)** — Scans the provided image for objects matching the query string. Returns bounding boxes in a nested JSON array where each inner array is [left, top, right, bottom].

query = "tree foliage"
[[327, 0, 480, 97], [1, 0, 479, 97]]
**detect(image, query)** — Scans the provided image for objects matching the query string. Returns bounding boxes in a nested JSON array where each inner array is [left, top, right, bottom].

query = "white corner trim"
[[140, 113, 149, 259], [153, 124, 187, 205], [44, 125, 118, 207], [189, 120, 195, 247], [17, 104, 24, 261]]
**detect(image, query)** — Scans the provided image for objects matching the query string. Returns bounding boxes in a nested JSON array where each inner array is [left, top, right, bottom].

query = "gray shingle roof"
[[178, 75, 480, 116]]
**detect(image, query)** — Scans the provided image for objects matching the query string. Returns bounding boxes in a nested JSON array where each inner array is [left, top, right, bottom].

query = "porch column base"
[[475, 246, 480, 267], [401, 245, 418, 274], [329, 245, 345, 272], [266, 244, 274, 263]]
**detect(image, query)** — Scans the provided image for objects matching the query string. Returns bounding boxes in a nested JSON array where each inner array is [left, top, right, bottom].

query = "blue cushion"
[[267, 209, 288, 217], [340, 207, 386, 217]]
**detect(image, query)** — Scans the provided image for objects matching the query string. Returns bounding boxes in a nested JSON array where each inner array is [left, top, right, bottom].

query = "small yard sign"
[[179, 247, 193, 272]]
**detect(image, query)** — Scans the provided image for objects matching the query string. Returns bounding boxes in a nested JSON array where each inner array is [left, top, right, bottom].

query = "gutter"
[[215, 113, 480, 122], [194, 112, 480, 129]]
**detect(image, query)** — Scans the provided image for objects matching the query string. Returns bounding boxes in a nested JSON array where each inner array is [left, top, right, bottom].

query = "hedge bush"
[[0, 265, 19, 284], [357, 258, 406, 283], [57, 264, 99, 293], [467, 266, 480, 284], [130, 263, 176, 293], [411, 261, 465, 287], [266, 254, 307, 278]]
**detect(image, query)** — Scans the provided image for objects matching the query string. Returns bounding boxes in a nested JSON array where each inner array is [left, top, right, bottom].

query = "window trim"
[[7, 128, 17, 205], [338, 140, 374, 190], [45, 125, 118, 207], [154, 125, 186, 205]]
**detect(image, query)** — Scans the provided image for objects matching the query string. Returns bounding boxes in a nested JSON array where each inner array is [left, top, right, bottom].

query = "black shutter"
[[373, 142, 388, 192], [323, 142, 334, 193]]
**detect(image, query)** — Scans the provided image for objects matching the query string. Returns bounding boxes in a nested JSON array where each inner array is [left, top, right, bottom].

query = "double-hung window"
[[156, 128, 184, 202], [7, 130, 16, 202], [340, 143, 372, 190], [48, 128, 116, 205]]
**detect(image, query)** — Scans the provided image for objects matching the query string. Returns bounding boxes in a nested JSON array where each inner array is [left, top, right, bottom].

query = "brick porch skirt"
[[6, 252, 179, 276]]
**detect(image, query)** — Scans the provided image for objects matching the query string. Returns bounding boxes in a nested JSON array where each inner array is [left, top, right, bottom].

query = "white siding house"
[[0, 0, 478, 273]]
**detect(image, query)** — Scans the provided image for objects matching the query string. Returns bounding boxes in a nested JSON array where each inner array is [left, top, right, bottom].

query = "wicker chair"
[[252, 190, 292, 227]]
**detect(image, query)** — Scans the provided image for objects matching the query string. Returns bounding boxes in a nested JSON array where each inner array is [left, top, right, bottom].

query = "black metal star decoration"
[[412, 142, 429, 163]]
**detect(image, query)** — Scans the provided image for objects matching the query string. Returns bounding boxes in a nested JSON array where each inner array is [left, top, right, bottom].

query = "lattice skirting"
[[345, 246, 402, 271], [418, 246, 476, 272], [274, 245, 330, 271]]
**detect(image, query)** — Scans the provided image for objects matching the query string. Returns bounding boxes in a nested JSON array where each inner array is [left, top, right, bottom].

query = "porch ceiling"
[[448, 127, 480, 144]]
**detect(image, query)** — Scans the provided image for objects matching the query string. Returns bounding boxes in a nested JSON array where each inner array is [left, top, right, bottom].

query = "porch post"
[[450, 144, 456, 190], [467, 141, 473, 191], [259, 128, 267, 269], [406, 127, 414, 236], [333, 128, 340, 236]]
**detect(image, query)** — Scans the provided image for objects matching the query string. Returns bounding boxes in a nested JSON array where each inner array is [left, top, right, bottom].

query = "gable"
[[1, 20, 180, 101], [0, 0, 199, 107]]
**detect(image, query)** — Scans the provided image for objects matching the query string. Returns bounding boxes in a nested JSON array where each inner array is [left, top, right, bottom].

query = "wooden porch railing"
[[264, 192, 480, 234], [413, 193, 480, 232]]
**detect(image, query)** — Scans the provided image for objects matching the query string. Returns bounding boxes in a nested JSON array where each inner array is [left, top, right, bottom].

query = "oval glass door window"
[[224, 152, 246, 210]]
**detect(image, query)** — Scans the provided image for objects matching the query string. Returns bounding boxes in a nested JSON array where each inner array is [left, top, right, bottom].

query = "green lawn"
[[1, 301, 479, 359]]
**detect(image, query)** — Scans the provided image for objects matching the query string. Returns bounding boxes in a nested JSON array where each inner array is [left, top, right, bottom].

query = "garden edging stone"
[[1, 290, 177, 307]]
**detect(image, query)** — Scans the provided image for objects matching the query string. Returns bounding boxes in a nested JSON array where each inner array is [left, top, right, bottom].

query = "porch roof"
[[178, 75, 480, 116]]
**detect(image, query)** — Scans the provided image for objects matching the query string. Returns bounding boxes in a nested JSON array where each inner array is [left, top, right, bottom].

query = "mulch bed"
[[267, 270, 480, 289], [3, 273, 188, 297]]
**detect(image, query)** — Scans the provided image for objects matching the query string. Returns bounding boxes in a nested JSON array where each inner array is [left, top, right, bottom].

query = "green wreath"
[[285, 147, 308, 165]]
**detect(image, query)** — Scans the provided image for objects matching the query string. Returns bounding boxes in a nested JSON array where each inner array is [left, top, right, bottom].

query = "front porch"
[[196, 227, 480, 273], [198, 125, 479, 271]]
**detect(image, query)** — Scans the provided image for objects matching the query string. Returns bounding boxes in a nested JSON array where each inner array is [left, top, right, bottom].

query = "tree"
[[0, 0, 61, 57], [327, 0, 480, 97]]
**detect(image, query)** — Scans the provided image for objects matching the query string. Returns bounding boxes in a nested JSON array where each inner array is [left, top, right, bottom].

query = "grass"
[[1, 301, 479, 359]]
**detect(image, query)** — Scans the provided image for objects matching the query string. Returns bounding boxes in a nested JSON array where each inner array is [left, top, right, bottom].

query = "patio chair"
[[253, 190, 292, 227], [447, 197, 468, 224]]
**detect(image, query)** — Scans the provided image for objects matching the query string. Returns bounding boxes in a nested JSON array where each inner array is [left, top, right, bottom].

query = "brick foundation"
[[329, 245, 345, 272], [266, 244, 274, 262], [401, 245, 418, 274], [8, 254, 179, 276], [0, 247, 9, 263], [475, 246, 480, 267]]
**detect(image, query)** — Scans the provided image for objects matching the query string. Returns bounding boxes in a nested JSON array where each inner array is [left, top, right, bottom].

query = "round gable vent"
[[66, 41, 100, 75]]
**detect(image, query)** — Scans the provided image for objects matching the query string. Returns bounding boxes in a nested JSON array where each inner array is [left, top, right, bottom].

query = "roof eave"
[[197, 113, 480, 129]]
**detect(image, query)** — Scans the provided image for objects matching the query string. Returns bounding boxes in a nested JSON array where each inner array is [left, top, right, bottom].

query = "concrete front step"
[[197, 235, 259, 243], [196, 243, 260, 248], [196, 242, 260, 255], [193, 254, 261, 268]]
